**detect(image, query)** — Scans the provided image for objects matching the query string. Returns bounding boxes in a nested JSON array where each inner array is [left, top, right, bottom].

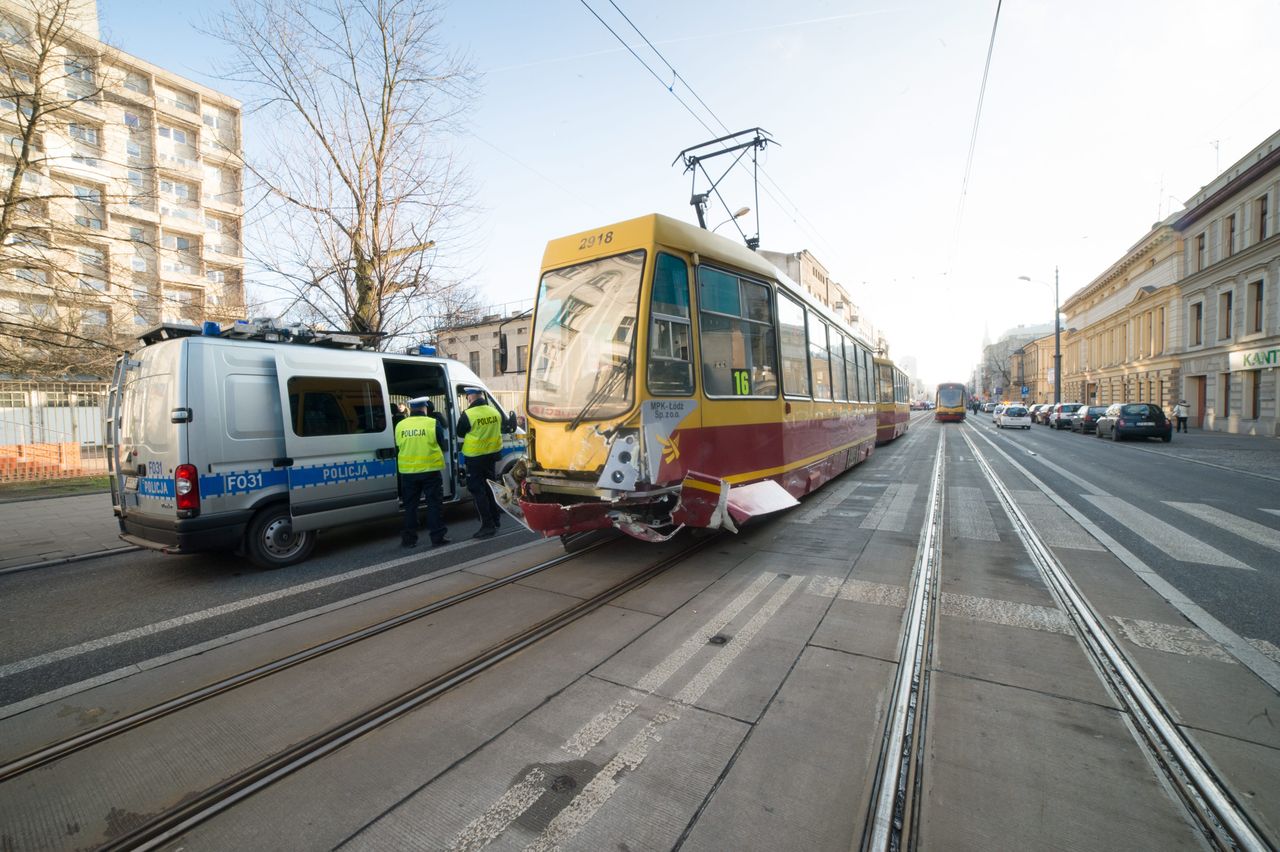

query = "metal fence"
[[0, 381, 109, 482]]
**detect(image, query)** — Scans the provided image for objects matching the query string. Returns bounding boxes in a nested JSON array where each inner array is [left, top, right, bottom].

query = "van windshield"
[[528, 250, 644, 422]]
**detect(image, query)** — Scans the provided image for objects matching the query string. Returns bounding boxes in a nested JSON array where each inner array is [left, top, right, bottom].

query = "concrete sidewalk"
[[0, 492, 128, 572]]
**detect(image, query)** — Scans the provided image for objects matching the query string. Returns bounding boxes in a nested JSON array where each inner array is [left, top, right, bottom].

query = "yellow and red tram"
[[873, 356, 910, 445], [496, 213, 883, 543], [935, 382, 967, 422]]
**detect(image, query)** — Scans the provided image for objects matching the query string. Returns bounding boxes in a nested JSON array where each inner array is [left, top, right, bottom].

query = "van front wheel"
[[246, 505, 316, 569]]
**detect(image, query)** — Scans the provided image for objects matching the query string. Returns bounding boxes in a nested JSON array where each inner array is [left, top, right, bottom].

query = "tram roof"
[[543, 213, 871, 346]]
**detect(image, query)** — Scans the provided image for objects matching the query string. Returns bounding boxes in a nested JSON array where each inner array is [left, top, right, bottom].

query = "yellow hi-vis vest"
[[395, 415, 444, 473], [462, 403, 502, 456]]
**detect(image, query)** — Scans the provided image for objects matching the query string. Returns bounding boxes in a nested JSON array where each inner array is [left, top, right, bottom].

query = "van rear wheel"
[[246, 505, 316, 569]]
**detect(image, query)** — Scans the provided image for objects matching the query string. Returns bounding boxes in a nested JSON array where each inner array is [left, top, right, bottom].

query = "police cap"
[[463, 386, 485, 396], [407, 396, 432, 410]]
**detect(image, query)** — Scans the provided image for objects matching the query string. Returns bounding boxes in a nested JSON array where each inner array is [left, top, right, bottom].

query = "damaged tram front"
[[494, 214, 881, 544]]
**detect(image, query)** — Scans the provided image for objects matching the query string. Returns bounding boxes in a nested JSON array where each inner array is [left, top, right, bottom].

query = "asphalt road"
[[968, 416, 1280, 647]]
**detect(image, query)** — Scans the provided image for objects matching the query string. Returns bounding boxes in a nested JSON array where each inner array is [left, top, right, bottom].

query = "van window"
[[287, 377, 385, 436], [227, 374, 282, 440]]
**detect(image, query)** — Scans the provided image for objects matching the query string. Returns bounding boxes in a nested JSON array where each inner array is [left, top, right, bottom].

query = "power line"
[[948, 0, 1004, 271], [581, 0, 837, 254]]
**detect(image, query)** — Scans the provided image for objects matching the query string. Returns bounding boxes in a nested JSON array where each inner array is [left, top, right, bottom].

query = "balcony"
[[159, 202, 199, 224], [156, 152, 201, 175]]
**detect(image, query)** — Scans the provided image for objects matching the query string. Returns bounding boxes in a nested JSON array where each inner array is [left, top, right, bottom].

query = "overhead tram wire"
[[947, 0, 1004, 272], [582, 0, 837, 255]]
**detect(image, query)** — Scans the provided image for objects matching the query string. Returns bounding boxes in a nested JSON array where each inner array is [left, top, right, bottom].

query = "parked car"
[[1049, 402, 1083, 429], [992, 403, 1006, 423], [1030, 403, 1051, 424], [1095, 402, 1172, 442], [998, 404, 1032, 429], [982, 402, 997, 413], [1072, 405, 1108, 433]]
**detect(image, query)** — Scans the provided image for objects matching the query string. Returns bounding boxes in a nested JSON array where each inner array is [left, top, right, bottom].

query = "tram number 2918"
[[578, 230, 614, 250]]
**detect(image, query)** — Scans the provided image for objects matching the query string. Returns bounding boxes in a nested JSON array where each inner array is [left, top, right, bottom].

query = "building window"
[[491, 348, 502, 376], [124, 112, 140, 129], [80, 308, 108, 329], [68, 123, 98, 145], [129, 226, 147, 242], [1220, 372, 1232, 415], [1259, 194, 1270, 242], [1248, 280, 1264, 334], [516, 344, 528, 372], [1219, 290, 1233, 340], [78, 246, 104, 268], [1191, 302, 1203, 346], [1196, 233, 1206, 270], [124, 71, 149, 95], [79, 275, 106, 291], [64, 59, 93, 84], [468, 351, 480, 374], [1226, 214, 1236, 257]]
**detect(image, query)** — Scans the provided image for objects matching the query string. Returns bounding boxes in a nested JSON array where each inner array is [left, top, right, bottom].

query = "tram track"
[[959, 421, 1270, 851], [861, 424, 946, 852], [0, 533, 717, 850]]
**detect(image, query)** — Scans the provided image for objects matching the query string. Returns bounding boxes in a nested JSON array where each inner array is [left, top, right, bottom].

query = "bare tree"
[[209, 0, 481, 347]]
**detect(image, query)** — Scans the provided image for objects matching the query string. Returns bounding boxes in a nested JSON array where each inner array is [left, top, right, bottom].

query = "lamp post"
[[711, 206, 750, 233], [1018, 267, 1061, 404]]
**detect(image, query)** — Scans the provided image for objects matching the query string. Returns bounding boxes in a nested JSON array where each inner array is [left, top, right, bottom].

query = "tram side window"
[[879, 364, 893, 404], [777, 291, 810, 397], [860, 347, 873, 403], [648, 253, 694, 395], [846, 342, 861, 401], [832, 334, 848, 401], [808, 312, 832, 400], [697, 266, 778, 397]]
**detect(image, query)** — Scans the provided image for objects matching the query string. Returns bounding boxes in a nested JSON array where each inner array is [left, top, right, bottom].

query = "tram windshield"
[[528, 249, 644, 422], [937, 385, 964, 408]]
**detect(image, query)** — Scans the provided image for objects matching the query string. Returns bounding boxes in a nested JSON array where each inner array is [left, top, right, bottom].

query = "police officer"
[[456, 386, 503, 538], [395, 397, 448, 548]]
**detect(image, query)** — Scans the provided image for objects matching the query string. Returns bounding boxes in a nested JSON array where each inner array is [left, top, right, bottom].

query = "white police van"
[[106, 320, 523, 568]]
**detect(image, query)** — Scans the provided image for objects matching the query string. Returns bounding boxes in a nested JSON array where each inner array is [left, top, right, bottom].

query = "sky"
[[97, 0, 1280, 388]]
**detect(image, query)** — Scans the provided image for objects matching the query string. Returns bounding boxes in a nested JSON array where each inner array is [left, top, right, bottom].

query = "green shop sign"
[[1229, 345, 1280, 370]]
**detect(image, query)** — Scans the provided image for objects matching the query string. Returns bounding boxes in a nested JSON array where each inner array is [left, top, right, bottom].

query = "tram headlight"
[[595, 429, 642, 491]]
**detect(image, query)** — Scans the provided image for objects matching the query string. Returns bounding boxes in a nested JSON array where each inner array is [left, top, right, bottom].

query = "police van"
[[106, 320, 524, 568]]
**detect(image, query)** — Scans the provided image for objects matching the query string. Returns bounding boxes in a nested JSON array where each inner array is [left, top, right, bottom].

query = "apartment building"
[[0, 0, 243, 377], [1172, 129, 1280, 434], [1059, 216, 1183, 409]]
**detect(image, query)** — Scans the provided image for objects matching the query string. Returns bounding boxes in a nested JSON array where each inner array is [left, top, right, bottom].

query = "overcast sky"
[[100, 0, 1280, 387]]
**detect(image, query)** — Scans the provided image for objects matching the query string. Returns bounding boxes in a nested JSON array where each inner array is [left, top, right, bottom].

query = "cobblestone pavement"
[[1128, 428, 1280, 479]]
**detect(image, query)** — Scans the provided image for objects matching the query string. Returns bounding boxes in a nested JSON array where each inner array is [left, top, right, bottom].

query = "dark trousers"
[[465, 453, 501, 529], [1177, 416, 1188, 433], [401, 470, 446, 544]]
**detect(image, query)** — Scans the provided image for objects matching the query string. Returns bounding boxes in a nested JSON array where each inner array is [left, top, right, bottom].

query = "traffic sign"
[[1021, 385, 1029, 396]]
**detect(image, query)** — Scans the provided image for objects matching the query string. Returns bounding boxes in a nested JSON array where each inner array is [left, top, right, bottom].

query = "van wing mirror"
[[504, 410, 518, 433]]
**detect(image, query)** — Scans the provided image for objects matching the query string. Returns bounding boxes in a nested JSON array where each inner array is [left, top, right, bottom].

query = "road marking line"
[[940, 593, 1073, 635], [451, 768, 548, 852], [634, 572, 776, 694], [1264, 509, 1280, 518], [861, 483, 917, 532], [963, 421, 1280, 692], [837, 579, 908, 608], [1112, 617, 1236, 663], [0, 535, 545, 681], [1081, 495, 1252, 571], [1164, 502, 1280, 552], [1010, 489, 1104, 551], [948, 486, 1000, 541], [792, 479, 862, 525], [450, 575, 801, 852], [805, 575, 843, 598]]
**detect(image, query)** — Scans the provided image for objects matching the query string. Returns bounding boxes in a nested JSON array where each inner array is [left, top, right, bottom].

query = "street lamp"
[[1018, 267, 1061, 405], [711, 207, 750, 233]]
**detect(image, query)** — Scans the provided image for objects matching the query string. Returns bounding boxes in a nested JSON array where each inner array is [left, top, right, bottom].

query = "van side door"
[[273, 351, 398, 531]]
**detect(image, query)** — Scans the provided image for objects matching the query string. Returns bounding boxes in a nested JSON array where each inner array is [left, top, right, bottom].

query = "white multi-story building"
[[0, 0, 244, 377]]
